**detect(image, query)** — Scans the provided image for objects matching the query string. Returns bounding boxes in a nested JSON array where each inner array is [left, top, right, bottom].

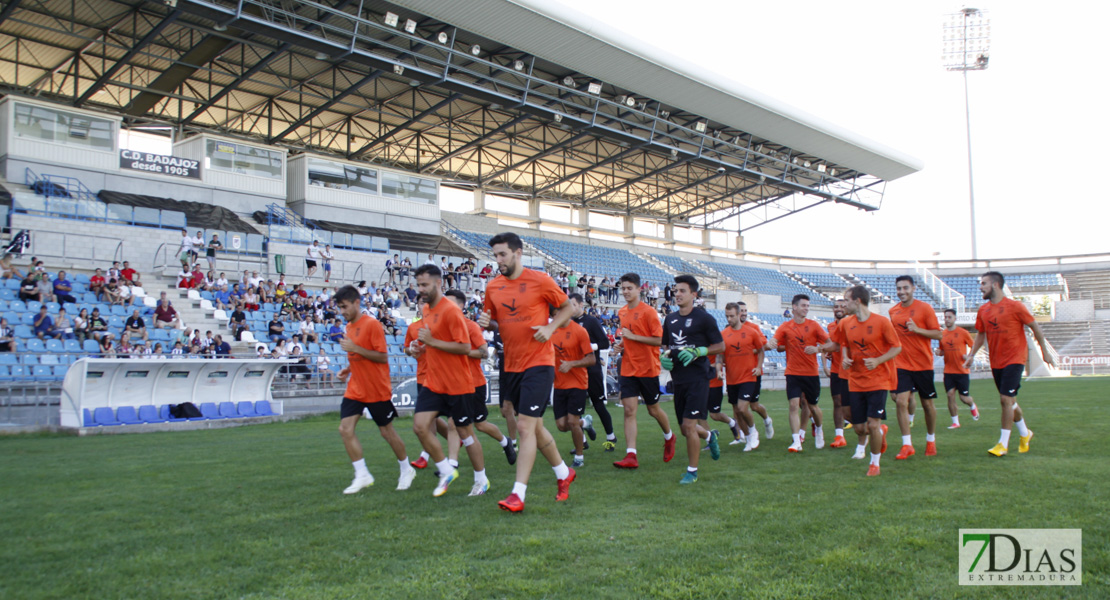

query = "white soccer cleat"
[[764, 420, 774, 439], [468, 479, 490, 496], [744, 432, 760, 452], [343, 473, 374, 494], [396, 467, 416, 491], [728, 438, 744, 446], [815, 435, 825, 450], [851, 448, 866, 460]]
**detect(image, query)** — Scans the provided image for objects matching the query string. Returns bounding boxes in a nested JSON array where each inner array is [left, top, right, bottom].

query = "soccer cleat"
[[730, 422, 742, 441], [708, 430, 721, 460], [613, 452, 639, 469], [729, 437, 744, 446], [971, 405, 980, 420], [844, 422, 853, 430], [895, 445, 915, 460], [1019, 430, 1034, 453], [468, 480, 490, 496], [811, 423, 816, 437], [925, 441, 937, 456], [947, 423, 961, 430], [679, 471, 699, 485], [851, 448, 866, 460], [880, 424, 888, 454], [815, 434, 825, 450], [866, 464, 881, 477], [433, 468, 458, 497], [583, 440, 590, 450], [583, 414, 596, 441], [764, 420, 775, 439], [343, 473, 374, 494], [988, 443, 1008, 457], [396, 468, 416, 491], [555, 468, 576, 501], [498, 493, 524, 512], [410, 456, 428, 469], [503, 440, 518, 465], [910, 418, 916, 429], [602, 440, 617, 452], [830, 435, 847, 448], [663, 435, 676, 463], [744, 433, 760, 452], [571, 456, 584, 468], [787, 442, 803, 453], [799, 430, 806, 443]]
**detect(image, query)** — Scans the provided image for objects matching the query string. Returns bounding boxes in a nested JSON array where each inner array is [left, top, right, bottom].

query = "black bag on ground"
[[169, 402, 202, 419]]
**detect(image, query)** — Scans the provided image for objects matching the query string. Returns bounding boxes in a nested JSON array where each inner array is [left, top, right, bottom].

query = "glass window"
[[381, 171, 437, 204], [12, 103, 115, 151], [205, 139, 283, 180], [307, 157, 378, 194]]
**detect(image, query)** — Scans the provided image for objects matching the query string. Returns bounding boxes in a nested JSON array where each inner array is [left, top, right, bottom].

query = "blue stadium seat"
[[110, 305, 127, 317], [0, 354, 16, 365], [199, 402, 226, 420], [9, 299, 25, 311], [237, 401, 258, 417], [218, 402, 238, 418], [0, 289, 14, 301], [82, 408, 99, 427], [82, 292, 98, 303], [0, 365, 10, 381], [92, 407, 121, 426], [32, 365, 52, 381], [3, 279, 20, 290], [9, 364, 26, 379], [82, 339, 100, 353], [74, 274, 91, 285], [137, 404, 165, 423], [63, 339, 81, 353], [255, 400, 275, 416], [53, 365, 69, 380], [40, 354, 59, 365], [158, 404, 187, 423], [45, 339, 64, 353], [20, 313, 36, 326], [46, 301, 60, 312], [109, 316, 125, 329], [26, 339, 45, 353], [0, 299, 7, 311], [26, 301, 42, 313], [116, 406, 143, 425]]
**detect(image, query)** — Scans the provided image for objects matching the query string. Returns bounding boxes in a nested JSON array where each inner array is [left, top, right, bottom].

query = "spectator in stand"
[[54, 308, 75, 340], [119, 261, 138, 285], [125, 309, 148, 341], [87, 308, 108, 341], [117, 332, 134, 358], [268, 316, 285, 343], [73, 308, 89, 343], [327, 319, 343, 343], [33, 305, 56, 340], [316, 347, 333, 384], [206, 234, 222, 271], [178, 229, 193, 270], [99, 333, 116, 358], [107, 261, 121, 282], [255, 344, 268, 358], [0, 317, 14, 352], [149, 342, 165, 359], [213, 285, 233, 311], [177, 266, 193, 289], [36, 272, 55, 304], [216, 272, 229, 289], [230, 303, 248, 341], [305, 240, 322, 279], [386, 253, 399, 285], [170, 341, 184, 357], [190, 231, 204, 265], [399, 256, 413, 285], [154, 299, 181, 329], [190, 265, 205, 290], [322, 244, 334, 283], [117, 279, 135, 307], [88, 268, 106, 300], [404, 283, 417, 308], [0, 254, 24, 281], [51, 270, 77, 304], [19, 272, 40, 302], [213, 334, 231, 358], [103, 279, 124, 305], [356, 280, 368, 297]]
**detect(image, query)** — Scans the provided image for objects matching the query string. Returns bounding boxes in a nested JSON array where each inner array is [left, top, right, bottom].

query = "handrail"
[[913, 260, 965, 312], [25, 229, 130, 266]]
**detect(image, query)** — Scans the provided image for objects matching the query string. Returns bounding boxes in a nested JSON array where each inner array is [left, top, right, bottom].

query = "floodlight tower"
[[942, 7, 990, 261]]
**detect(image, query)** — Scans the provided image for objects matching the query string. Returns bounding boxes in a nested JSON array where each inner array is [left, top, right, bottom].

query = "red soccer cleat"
[[970, 405, 980, 420], [830, 435, 847, 448], [880, 424, 888, 454], [498, 493, 524, 512], [663, 435, 676, 463], [410, 456, 428, 469], [925, 441, 937, 456], [867, 464, 881, 477], [895, 445, 915, 460], [613, 452, 639, 469], [555, 468, 576, 501]]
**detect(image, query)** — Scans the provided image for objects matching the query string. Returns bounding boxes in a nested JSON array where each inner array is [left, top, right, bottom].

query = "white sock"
[[607, 433, 617, 441], [448, 459, 459, 469], [926, 433, 936, 442], [909, 414, 915, 424], [473, 468, 486, 483], [999, 429, 1011, 447], [765, 417, 773, 424], [951, 416, 959, 425], [419, 451, 430, 461], [835, 428, 844, 438], [687, 466, 697, 473], [499, 436, 509, 448], [512, 481, 527, 500], [553, 461, 570, 480], [870, 452, 881, 466], [353, 458, 369, 477], [1014, 419, 1030, 437], [815, 426, 823, 438], [435, 458, 452, 475], [810, 417, 815, 424], [902, 435, 912, 446], [398, 458, 409, 472], [663, 431, 674, 441], [856, 443, 868, 454], [971, 403, 978, 411], [791, 433, 801, 445], [628, 448, 637, 455], [728, 418, 737, 428]]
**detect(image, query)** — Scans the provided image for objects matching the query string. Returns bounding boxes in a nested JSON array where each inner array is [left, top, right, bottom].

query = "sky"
[[448, 0, 1109, 262]]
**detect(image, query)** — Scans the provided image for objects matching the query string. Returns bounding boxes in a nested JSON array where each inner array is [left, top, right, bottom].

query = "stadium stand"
[[520, 236, 672, 287], [649, 253, 710, 277], [704, 261, 833, 305]]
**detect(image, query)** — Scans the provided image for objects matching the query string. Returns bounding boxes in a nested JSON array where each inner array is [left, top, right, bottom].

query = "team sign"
[[119, 150, 201, 179]]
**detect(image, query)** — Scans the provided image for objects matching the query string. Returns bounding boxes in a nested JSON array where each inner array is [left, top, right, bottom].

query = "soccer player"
[[720, 301, 768, 451], [767, 294, 829, 452], [570, 293, 617, 451], [937, 308, 979, 428], [888, 276, 943, 459], [446, 289, 518, 475], [410, 264, 486, 497], [965, 271, 1054, 457], [479, 232, 576, 512], [610, 272, 675, 469], [552, 315, 596, 468], [705, 354, 742, 444], [660, 275, 724, 484], [821, 285, 900, 476], [823, 298, 850, 449], [492, 330, 519, 445], [333, 285, 416, 494], [403, 296, 451, 471]]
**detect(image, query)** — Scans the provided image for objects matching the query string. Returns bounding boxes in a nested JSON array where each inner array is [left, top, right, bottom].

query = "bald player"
[[888, 276, 943, 459], [937, 308, 979, 428]]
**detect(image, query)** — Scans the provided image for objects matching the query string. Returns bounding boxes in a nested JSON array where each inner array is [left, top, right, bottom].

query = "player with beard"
[[719, 301, 770, 451], [823, 298, 850, 449], [937, 308, 979, 428], [569, 293, 617, 451], [888, 276, 943, 459]]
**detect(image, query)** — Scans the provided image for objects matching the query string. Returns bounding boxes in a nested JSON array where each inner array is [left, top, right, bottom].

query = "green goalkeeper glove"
[[660, 351, 674, 371], [677, 346, 708, 367]]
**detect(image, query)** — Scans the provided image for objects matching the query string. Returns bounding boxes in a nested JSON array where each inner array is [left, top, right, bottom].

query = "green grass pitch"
[[1, 377, 1107, 599]]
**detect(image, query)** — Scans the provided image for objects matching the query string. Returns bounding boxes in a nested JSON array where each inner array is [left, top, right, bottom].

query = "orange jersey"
[[772, 319, 829, 376], [483, 269, 568, 373], [826, 320, 843, 375], [830, 313, 901, 392], [421, 297, 475, 396], [553, 321, 593, 390], [721, 322, 765, 385], [975, 298, 1034, 369], [940, 327, 974, 375], [708, 354, 723, 388], [888, 300, 941, 371], [618, 301, 662, 377], [465, 319, 488, 389], [344, 315, 391, 403], [403, 318, 427, 384]]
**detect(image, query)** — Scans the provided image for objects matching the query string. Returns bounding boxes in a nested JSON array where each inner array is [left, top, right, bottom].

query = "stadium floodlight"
[[616, 95, 635, 107], [817, 164, 827, 173], [514, 60, 526, 71], [587, 82, 602, 94], [404, 19, 417, 34], [393, 64, 405, 75], [314, 51, 328, 60], [384, 12, 399, 27], [470, 44, 482, 56], [694, 121, 707, 133], [660, 110, 670, 118], [562, 75, 575, 87], [437, 31, 449, 44], [942, 6, 991, 260], [554, 113, 563, 122]]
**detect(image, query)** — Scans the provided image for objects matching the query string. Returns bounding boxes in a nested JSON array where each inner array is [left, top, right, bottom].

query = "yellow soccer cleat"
[[987, 443, 1007, 457], [1019, 430, 1034, 453]]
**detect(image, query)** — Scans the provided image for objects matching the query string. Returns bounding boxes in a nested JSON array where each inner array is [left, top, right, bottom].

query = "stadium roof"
[[0, 0, 922, 230]]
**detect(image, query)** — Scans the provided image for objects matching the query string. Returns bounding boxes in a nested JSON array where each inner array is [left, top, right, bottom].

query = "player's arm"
[[754, 346, 765, 376], [964, 332, 986, 369], [863, 346, 902, 370], [620, 329, 661, 346], [417, 325, 471, 355], [561, 353, 596, 370], [1027, 321, 1056, 367], [535, 299, 575, 342], [338, 336, 388, 363], [812, 340, 840, 353], [905, 319, 944, 340], [469, 342, 489, 360], [588, 319, 610, 351]]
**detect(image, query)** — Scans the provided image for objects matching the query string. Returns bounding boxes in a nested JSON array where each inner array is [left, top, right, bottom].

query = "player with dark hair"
[[480, 232, 577, 512], [333, 285, 416, 494], [966, 271, 1054, 456], [660, 275, 724, 484], [552, 312, 596, 467], [938, 308, 979, 428], [720, 301, 771, 451], [889, 275, 943, 459], [819, 285, 899, 476], [767, 294, 829, 452], [569, 293, 617, 450], [404, 295, 453, 471], [611, 271, 675, 469], [823, 298, 850, 449]]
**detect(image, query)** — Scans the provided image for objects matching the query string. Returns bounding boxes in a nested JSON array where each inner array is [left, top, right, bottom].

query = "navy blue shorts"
[[502, 366, 555, 418], [708, 385, 724, 414], [829, 373, 849, 399], [673, 377, 709, 422], [341, 398, 396, 426], [415, 386, 472, 427], [992, 364, 1024, 398], [895, 369, 938, 399], [553, 387, 587, 419], [848, 390, 888, 424], [943, 373, 971, 396], [620, 375, 660, 405], [727, 382, 759, 405], [785, 375, 820, 405]]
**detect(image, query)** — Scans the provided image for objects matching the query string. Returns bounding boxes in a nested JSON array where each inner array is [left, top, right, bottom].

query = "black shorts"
[[586, 365, 605, 402], [848, 390, 888, 424], [673, 377, 710, 422], [553, 387, 587, 419], [415, 386, 473, 427], [895, 369, 938, 399], [708, 385, 724, 414], [727, 382, 759, 405], [785, 374, 820, 405], [829, 373, 849, 399], [341, 398, 396, 426], [469, 384, 490, 422], [755, 376, 762, 401], [305, 259, 317, 268], [502, 366, 555, 418], [620, 375, 660, 405], [992, 364, 1024, 398], [943, 373, 971, 396]]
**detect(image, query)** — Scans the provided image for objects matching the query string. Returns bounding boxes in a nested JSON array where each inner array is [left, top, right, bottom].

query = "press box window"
[[13, 103, 115, 151], [205, 140, 282, 180], [307, 157, 378, 194]]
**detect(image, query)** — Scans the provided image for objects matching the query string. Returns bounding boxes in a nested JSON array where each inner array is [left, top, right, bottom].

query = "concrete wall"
[[290, 199, 439, 236], [1055, 299, 1096, 322], [266, 241, 389, 286], [12, 212, 186, 272]]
